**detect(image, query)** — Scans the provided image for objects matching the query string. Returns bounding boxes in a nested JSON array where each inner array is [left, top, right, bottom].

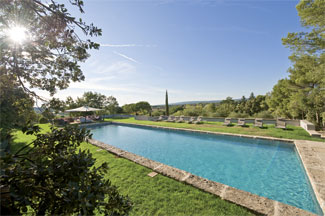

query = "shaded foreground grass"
[[10, 124, 256, 216], [106, 118, 324, 142]]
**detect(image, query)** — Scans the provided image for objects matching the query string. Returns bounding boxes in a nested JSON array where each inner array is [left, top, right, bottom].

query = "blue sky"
[[38, 0, 303, 105]]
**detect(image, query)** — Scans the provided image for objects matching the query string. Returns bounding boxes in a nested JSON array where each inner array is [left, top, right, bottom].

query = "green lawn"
[[10, 124, 256, 216], [105, 118, 324, 142]]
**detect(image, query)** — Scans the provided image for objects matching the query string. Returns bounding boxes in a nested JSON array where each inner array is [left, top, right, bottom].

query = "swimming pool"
[[88, 123, 322, 214]]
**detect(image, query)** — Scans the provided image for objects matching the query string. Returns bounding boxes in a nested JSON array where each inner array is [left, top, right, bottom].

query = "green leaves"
[[0, 126, 132, 215], [275, 0, 325, 127], [0, 0, 101, 97]]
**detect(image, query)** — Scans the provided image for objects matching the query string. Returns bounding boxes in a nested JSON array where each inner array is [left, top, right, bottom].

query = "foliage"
[[202, 103, 216, 117], [105, 96, 119, 114], [278, 0, 325, 127], [181, 104, 203, 117], [267, 79, 293, 118], [0, 1, 131, 214], [152, 109, 165, 117], [79, 92, 110, 108], [164, 95, 268, 118], [42, 98, 66, 115], [209, 97, 234, 117], [0, 76, 36, 138], [254, 110, 274, 119], [122, 103, 137, 114], [169, 105, 184, 115], [228, 112, 249, 118], [135, 101, 152, 115], [38, 117, 48, 124], [0, 125, 132, 215], [122, 102, 152, 115], [0, 0, 101, 98], [63, 92, 120, 115]]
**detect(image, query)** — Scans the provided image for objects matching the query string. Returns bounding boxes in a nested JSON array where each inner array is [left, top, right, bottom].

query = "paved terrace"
[[295, 140, 325, 214], [86, 122, 325, 215]]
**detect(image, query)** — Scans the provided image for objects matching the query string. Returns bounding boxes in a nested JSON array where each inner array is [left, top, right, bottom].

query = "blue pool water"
[[89, 124, 322, 214]]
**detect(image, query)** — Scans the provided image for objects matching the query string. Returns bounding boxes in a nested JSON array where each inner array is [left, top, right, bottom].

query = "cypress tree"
[[165, 90, 169, 116]]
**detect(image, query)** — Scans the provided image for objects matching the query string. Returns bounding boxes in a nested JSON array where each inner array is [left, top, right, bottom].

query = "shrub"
[[1, 126, 132, 215], [254, 110, 274, 119], [39, 117, 49, 124], [172, 111, 183, 116], [152, 110, 164, 117], [53, 119, 67, 126], [228, 112, 249, 118]]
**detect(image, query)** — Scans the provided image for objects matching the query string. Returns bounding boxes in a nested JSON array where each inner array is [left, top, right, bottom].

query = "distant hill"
[[153, 99, 223, 107], [152, 99, 241, 108]]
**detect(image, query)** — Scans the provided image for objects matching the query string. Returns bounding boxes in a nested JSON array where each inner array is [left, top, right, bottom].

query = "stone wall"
[[300, 120, 316, 131], [103, 114, 134, 119]]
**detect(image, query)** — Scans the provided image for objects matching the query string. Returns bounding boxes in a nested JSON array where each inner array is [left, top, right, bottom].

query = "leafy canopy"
[[0, 0, 101, 99], [273, 0, 325, 126]]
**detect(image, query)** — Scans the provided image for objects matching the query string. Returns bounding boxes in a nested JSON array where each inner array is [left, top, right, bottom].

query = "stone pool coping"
[[87, 121, 324, 215]]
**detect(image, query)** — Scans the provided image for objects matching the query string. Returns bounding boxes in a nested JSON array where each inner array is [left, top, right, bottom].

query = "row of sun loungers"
[[156, 116, 287, 129], [223, 118, 287, 129], [223, 118, 262, 127], [156, 116, 202, 124]]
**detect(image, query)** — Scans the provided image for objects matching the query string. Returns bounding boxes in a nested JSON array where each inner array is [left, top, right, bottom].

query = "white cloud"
[[101, 44, 157, 48], [114, 51, 139, 63], [91, 61, 136, 76]]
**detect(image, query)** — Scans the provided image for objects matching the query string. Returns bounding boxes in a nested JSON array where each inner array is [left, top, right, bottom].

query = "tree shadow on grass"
[[10, 141, 33, 155]]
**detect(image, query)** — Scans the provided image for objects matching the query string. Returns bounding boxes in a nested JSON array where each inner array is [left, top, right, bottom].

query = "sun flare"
[[7, 26, 28, 44]]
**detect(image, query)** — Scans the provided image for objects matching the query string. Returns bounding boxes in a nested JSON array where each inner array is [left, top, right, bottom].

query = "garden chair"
[[194, 116, 203, 124], [223, 118, 232, 126], [237, 118, 246, 127], [165, 116, 175, 123], [186, 117, 195, 124], [155, 115, 164, 122], [176, 115, 185, 123], [276, 118, 287, 129], [254, 118, 263, 128]]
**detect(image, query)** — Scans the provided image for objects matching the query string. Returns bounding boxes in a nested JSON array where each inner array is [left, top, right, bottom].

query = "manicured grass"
[[105, 118, 324, 142], [10, 124, 256, 216]]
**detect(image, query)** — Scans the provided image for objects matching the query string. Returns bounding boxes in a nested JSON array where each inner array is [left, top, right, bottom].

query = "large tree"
[[0, 1, 132, 214], [0, 0, 101, 99], [0, 75, 36, 140], [135, 101, 152, 115], [279, 0, 325, 127]]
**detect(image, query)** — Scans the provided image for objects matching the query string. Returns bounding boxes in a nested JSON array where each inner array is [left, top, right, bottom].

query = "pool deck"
[[87, 122, 325, 215], [295, 140, 325, 215]]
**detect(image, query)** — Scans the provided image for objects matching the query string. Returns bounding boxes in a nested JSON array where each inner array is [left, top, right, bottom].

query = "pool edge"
[[87, 122, 319, 216], [295, 140, 325, 215]]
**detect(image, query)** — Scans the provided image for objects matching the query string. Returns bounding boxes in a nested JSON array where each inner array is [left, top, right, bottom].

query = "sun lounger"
[[164, 116, 175, 122], [254, 118, 263, 128], [237, 118, 246, 127], [155, 115, 165, 121], [276, 119, 287, 129], [176, 115, 185, 123], [193, 116, 203, 124], [223, 118, 232, 126], [186, 117, 195, 124]]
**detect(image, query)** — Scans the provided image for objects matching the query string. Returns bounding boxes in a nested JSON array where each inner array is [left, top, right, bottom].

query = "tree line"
[[42, 92, 153, 118]]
